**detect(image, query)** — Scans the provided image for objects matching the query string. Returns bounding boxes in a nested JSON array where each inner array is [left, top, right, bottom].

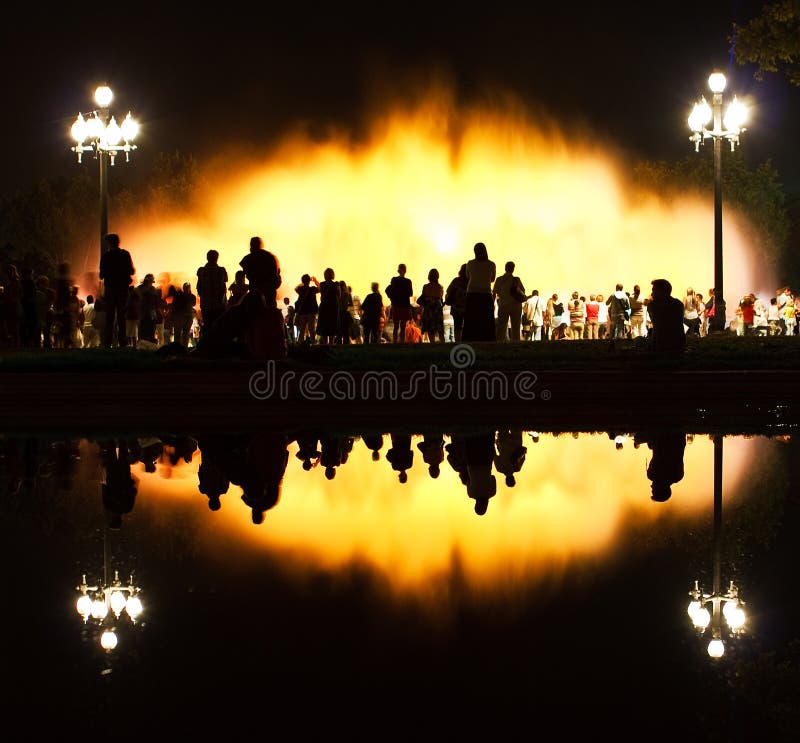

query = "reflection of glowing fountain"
[[74, 526, 143, 651], [685, 436, 747, 659]]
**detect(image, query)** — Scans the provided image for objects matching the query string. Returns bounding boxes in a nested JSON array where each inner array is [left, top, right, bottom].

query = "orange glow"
[[130, 433, 755, 595], [118, 95, 767, 308]]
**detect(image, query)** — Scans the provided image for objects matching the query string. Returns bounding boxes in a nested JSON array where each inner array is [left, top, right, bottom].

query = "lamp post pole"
[[712, 92, 725, 333], [688, 72, 747, 333], [99, 148, 109, 261], [70, 85, 139, 274]]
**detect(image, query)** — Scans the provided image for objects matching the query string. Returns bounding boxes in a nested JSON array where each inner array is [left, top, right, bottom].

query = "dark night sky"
[[2, 3, 799, 197]]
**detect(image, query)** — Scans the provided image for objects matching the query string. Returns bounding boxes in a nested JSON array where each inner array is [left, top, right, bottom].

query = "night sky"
[[2, 3, 799, 197]]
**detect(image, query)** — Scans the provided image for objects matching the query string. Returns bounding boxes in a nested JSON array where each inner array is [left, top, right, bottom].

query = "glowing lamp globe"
[[707, 639, 725, 658], [725, 605, 746, 631], [91, 598, 108, 620], [126, 595, 143, 619], [687, 600, 701, 619], [708, 73, 727, 93], [723, 97, 747, 132], [120, 112, 139, 142], [86, 114, 104, 140], [105, 117, 122, 146], [71, 113, 87, 143], [76, 594, 92, 618], [691, 607, 710, 630], [109, 590, 127, 616], [100, 630, 118, 651], [94, 86, 113, 108]]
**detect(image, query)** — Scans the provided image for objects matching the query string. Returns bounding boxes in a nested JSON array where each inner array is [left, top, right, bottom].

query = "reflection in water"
[[147, 428, 752, 592], [633, 429, 686, 502], [686, 436, 747, 660], [2, 429, 798, 738], [99, 440, 138, 529]]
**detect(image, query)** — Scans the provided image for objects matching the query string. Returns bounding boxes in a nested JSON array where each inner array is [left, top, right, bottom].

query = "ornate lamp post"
[[70, 85, 140, 269], [686, 436, 747, 659], [688, 72, 748, 333]]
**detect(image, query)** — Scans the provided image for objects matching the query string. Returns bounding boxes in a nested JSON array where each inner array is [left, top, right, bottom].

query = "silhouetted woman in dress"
[[462, 242, 496, 342]]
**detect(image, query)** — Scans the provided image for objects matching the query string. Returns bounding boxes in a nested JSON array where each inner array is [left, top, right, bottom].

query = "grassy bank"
[[0, 334, 798, 372]]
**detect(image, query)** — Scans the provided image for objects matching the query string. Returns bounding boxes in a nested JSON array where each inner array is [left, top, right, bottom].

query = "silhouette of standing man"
[[196, 249, 229, 337], [98, 233, 135, 348], [387, 264, 413, 343], [240, 236, 281, 305]]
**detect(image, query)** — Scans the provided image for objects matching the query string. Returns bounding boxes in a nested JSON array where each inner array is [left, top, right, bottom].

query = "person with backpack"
[[606, 283, 631, 339]]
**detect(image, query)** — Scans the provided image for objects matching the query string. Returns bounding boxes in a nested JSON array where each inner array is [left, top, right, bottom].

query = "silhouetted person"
[[417, 433, 445, 478], [196, 435, 231, 511], [100, 441, 138, 529], [240, 236, 281, 305], [196, 249, 229, 337], [387, 264, 413, 343], [98, 233, 135, 348], [361, 432, 384, 461], [320, 433, 346, 480], [635, 430, 686, 502], [494, 429, 527, 487], [161, 434, 198, 465], [194, 282, 287, 360], [446, 435, 470, 487], [239, 432, 289, 524], [136, 273, 161, 344], [463, 242, 496, 342], [646, 278, 686, 354], [136, 436, 164, 473], [360, 282, 384, 344], [465, 431, 497, 515], [386, 433, 414, 483], [295, 433, 322, 471]]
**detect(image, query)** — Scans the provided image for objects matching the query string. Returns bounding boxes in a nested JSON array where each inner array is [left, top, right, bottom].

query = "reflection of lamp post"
[[686, 436, 747, 658], [70, 85, 140, 269], [75, 570, 144, 651], [688, 72, 748, 333], [74, 525, 143, 651]]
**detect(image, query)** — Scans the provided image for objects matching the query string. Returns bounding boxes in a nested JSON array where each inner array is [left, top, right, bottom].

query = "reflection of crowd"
[[0, 429, 694, 527]]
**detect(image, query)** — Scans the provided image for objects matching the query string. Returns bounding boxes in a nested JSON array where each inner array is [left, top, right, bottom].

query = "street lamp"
[[685, 436, 748, 659], [70, 85, 140, 269], [688, 72, 748, 333], [75, 570, 144, 651]]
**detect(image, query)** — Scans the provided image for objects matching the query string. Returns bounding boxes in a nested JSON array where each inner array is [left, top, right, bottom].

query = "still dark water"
[[2, 427, 799, 740]]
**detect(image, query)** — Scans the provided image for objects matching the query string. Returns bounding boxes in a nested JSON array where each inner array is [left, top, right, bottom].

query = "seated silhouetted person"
[[646, 279, 686, 353], [240, 433, 289, 523], [193, 289, 287, 360], [635, 430, 686, 502]]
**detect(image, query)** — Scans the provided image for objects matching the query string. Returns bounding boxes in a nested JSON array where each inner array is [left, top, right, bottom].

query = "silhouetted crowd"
[[1, 234, 796, 353]]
